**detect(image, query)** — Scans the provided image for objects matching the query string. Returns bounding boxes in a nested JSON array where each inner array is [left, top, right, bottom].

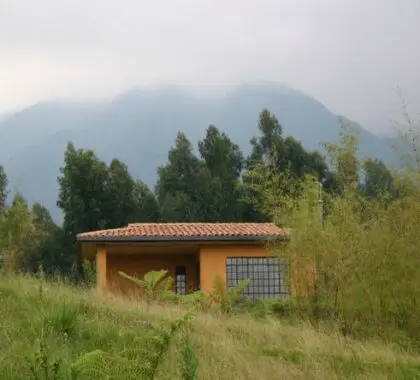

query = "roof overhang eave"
[[76, 235, 288, 243]]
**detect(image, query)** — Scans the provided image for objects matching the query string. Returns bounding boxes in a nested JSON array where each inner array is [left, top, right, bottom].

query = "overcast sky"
[[1, 0, 419, 132]]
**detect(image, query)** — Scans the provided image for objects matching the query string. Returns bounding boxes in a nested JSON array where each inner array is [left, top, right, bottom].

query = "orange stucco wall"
[[90, 241, 292, 297], [199, 243, 269, 294], [96, 246, 107, 292], [107, 253, 197, 296], [92, 243, 198, 297]]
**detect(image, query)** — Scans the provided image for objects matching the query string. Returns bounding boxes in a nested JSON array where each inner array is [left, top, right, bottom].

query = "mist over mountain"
[[0, 83, 397, 222]]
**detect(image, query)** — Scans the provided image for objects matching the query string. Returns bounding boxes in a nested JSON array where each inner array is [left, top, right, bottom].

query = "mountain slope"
[[0, 83, 396, 222], [0, 101, 105, 162]]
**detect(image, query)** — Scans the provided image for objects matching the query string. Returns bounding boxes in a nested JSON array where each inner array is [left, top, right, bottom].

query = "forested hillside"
[[0, 107, 402, 277], [0, 83, 396, 221]]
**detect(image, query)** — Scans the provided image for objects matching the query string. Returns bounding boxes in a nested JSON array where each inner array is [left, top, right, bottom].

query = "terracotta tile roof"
[[77, 223, 287, 242]]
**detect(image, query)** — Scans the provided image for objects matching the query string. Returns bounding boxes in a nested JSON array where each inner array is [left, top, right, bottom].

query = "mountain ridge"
[[0, 83, 396, 222]]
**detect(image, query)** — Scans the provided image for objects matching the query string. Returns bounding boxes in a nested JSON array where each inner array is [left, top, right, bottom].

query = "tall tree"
[[156, 132, 216, 221], [58, 143, 162, 276], [57, 143, 110, 274], [247, 109, 283, 169], [58, 143, 159, 233], [198, 125, 244, 220], [323, 120, 360, 193], [243, 109, 331, 220], [361, 158, 395, 199], [247, 109, 329, 182], [281, 137, 329, 180], [29, 203, 73, 275], [105, 159, 142, 227], [57, 143, 110, 240], [156, 133, 200, 198], [0, 165, 7, 211], [199, 125, 243, 180], [0, 165, 8, 267], [133, 180, 161, 222], [242, 110, 285, 221], [0, 193, 35, 273]]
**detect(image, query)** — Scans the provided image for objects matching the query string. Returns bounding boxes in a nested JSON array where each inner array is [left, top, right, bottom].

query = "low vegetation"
[[118, 270, 250, 315], [1, 275, 420, 379]]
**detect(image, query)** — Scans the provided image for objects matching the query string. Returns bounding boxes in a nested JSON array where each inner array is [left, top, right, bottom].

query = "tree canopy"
[[0, 107, 407, 279]]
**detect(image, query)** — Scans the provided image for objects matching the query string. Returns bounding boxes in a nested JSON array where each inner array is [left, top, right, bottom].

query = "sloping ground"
[[0, 275, 419, 379]]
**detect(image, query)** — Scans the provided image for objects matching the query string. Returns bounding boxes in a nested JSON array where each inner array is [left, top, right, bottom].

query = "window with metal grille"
[[175, 266, 186, 295], [226, 257, 289, 299]]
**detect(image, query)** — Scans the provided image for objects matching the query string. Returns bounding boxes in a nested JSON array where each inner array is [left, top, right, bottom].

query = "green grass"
[[1, 275, 420, 379]]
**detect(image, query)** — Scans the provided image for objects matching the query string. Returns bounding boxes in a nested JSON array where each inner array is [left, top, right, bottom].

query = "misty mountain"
[[0, 102, 106, 162], [0, 83, 397, 222]]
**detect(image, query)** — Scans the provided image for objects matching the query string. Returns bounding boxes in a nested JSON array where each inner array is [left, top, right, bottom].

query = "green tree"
[[0, 193, 35, 273], [199, 125, 243, 179], [133, 180, 161, 222], [281, 137, 328, 180], [156, 133, 216, 222], [105, 159, 144, 227], [242, 109, 331, 220], [323, 119, 360, 193], [242, 110, 284, 221], [361, 158, 395, 200], [198, 125, 244, 221], [0, 165, 7, 211], [0, 194, 69, 275], [29, 203, 73, 275], [59, 143, 160, 233], [247, 109, 283, 170], [57, 143, 110, 274], [0, 165, 8, 267], [58, 143, 162, 275], [247, 110, 328, 182], [156, 133, 200, 199], [248, 109, 330, 181], [32, 202, 56, 233], [58, 143, 110, 239]]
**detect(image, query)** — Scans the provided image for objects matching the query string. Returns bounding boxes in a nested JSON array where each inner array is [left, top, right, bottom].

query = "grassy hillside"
[[1, 275, 419, 379]]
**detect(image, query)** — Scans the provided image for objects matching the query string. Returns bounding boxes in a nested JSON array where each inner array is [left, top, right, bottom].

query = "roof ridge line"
[[126, 222, 276, 226], [76, 222, 287, 242]]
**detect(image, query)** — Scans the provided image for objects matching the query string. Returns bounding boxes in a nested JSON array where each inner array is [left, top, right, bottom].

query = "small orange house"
[[77, 223, 290, 299]]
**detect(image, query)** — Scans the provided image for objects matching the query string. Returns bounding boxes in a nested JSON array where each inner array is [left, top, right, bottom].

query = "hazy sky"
[[1, 0, 419, 132]]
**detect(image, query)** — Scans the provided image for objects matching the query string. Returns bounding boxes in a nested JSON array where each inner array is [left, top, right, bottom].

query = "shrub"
[[118, 269, 176, 307], [71, 310, 196, 379], [209, 275, 250, 314], [248, 122, 420, 346]]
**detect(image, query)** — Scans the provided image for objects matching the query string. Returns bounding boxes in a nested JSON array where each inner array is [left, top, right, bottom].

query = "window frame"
[[226, 256, 289, 300], [175, 266, 187, 295]]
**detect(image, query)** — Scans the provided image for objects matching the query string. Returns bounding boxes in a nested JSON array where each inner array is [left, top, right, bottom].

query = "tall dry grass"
[[0, 275, 420, 379]]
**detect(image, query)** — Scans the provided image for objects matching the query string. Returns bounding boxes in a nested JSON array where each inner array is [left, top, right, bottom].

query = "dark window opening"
[[226, 257, 289, 300], [195, 262, 200, 291], [175, 266, 186, 295]]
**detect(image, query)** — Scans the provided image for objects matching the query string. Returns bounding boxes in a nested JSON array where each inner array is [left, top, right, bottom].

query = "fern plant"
[[118, 269, 176, 307], [27, 339, 64, 380], [180, 276, 250, 314], [71, 310, 195, 380], [180, 332, 198, 380], [180, 290, 213, 312], [210, 275, 250, 314]]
